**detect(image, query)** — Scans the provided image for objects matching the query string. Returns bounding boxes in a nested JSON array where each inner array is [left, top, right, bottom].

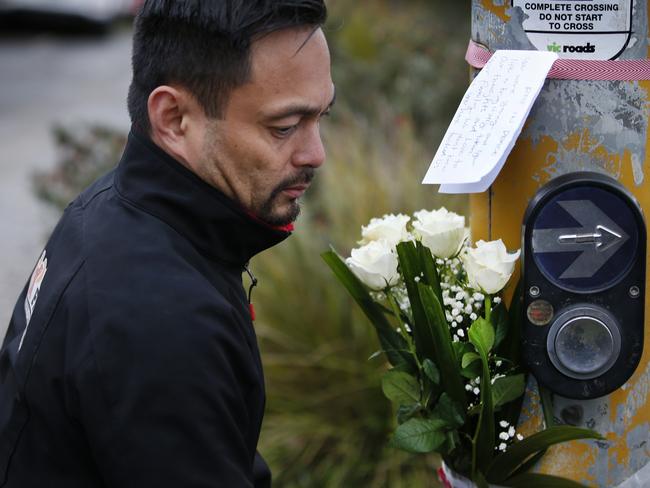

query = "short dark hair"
[[127, 0, 327, 133]]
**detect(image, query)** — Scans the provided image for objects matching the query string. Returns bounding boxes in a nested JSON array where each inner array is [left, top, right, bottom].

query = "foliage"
[[33, 124, 125, 209], [327, 0, 471, 140]]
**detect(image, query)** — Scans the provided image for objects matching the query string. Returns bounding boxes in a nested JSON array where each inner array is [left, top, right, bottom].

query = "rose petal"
[[346, 240, 400, 290]]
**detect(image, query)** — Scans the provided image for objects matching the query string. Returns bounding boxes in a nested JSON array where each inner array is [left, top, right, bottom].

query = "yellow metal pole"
[[470, 1, 650, 485]]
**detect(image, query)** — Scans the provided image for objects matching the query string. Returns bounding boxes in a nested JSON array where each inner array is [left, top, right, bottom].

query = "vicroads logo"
[[547, 41, 596, 54]]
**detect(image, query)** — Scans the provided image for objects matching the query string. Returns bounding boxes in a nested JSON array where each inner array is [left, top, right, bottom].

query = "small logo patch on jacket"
[[20, 249, 48, 351]]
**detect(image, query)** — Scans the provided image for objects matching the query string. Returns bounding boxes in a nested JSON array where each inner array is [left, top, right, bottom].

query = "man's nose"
[[293, 125, 326, 168]]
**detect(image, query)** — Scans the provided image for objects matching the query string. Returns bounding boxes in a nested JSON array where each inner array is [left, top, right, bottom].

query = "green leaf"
[[498, 373, 528, 441], [397, 403, 422, 424], [497, 279, 523, 363], [469, 318, 496, 473], [381, 370, 421, 405], [395, 241, 438, 362], [390, 418, 447, 454], [452, 341, 472, 358], [461, 358, 482, 379], [417, 282, 468, 408], [396, 241, 466, 408], [423, 359, 440, 385], [432, 393, 465, 428], [492, 374, 526, 408], [468, 318, 495, 356], [472, 360, 495, 474], [491, 302, 509, 350], [509, 450, 546, 479], [391, 362, 414, 373], [322, 250, 413, 368], [499, 393, 526, 446], [486, 426, 604, 483], [462, 352, 480, 368], [472, 470, 489, 488], [416, 241, 444, 306], [453, 341, 473, 370], [539, 385, 556, 428], [506, 473, 590, 488], [444, 429, 461, 454]]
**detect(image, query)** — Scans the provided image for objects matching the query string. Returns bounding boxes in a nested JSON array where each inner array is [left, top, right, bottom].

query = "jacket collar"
[[115, 130, 291, 266]]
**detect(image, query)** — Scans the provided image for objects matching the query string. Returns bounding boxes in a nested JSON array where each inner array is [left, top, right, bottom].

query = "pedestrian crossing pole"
[[470, 1, 650, 485]]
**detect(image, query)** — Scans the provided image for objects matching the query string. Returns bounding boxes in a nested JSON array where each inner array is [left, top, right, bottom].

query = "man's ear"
[[147, 86, 203, 167]]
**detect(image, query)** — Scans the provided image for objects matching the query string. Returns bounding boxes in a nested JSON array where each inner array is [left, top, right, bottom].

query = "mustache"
[[270, 168, 316, 198]]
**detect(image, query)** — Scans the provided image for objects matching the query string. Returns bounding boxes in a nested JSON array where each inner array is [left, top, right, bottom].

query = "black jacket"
[[0, 131, 289, 487]]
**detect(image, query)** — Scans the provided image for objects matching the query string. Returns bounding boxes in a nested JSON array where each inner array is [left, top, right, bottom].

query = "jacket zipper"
[[243, 262, 258, 321]]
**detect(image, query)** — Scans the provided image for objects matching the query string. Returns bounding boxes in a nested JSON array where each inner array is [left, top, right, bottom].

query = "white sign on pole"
[[512, 0, 633, 60], [422, 50, 558, 194]]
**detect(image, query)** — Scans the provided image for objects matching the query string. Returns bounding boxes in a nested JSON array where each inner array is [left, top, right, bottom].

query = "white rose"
[[346, 240, 401, 290], [412, 207, 467, 258], [359, 213, 411, 248], [462, 239, 520, 294]]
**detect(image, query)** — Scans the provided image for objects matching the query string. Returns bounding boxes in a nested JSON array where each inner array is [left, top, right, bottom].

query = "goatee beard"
[[257, 168, 315, 226]]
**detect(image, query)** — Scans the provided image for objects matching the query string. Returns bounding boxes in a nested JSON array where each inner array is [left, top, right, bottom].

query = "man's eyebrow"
[[264, 89, 336, 122]]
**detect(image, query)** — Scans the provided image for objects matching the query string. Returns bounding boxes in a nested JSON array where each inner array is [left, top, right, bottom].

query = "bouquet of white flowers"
[[323, 208, 602, 488]]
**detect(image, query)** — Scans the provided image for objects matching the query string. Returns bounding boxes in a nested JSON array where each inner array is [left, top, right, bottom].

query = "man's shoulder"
[[51, 167, 252, 352], [79, 233, 240, 332], [76, 207, 245, 336], [76, 170, 116, 209], [50, 169, 228, 304], [71, 244, 249, 380], [82, 253, 237, 322]]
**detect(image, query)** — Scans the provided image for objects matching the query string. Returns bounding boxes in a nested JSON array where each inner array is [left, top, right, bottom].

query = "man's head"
[[128, 0, 334, 226]]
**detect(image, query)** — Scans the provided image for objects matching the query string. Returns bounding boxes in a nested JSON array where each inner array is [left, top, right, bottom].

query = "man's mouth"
[[281, 184, 309, 199], [270, 168, 315, 202]]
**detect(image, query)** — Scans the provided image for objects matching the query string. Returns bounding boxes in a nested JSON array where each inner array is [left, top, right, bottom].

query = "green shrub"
[[327, 0, 470, 140], [33, 124, 125, 209]]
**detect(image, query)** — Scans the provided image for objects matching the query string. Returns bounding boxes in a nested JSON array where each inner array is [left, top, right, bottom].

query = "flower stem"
[[386, 289, 404, 329], [387, 290, 421, 369], [484, 296, 492, 322], [387, 291, 409, 342]]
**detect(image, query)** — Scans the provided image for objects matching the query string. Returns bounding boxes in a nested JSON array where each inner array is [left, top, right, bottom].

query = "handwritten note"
[[422, 50, 558, 194]]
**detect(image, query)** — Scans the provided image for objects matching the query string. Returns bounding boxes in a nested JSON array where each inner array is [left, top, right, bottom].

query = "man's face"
[[197, 27, 334, 226]]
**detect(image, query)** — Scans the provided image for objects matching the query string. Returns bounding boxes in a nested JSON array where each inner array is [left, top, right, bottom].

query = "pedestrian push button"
[[522, 172, 645, 399]]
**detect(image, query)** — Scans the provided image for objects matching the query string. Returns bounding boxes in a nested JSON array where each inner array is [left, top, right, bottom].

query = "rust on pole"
[[470, 0, 650, 485]]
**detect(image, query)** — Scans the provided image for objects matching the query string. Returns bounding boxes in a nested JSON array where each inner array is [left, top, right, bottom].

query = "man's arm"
[[74, 284, 265, 488]]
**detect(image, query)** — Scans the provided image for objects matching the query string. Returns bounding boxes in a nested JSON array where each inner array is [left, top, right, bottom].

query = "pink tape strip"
[[466, 39, 650, 81]]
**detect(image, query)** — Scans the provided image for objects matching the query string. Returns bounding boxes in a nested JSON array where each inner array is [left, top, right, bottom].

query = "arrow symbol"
[[557, 225, 623, 251], [532, 200, 629, 279]]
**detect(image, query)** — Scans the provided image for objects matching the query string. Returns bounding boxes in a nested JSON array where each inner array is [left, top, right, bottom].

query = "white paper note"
[[422, 49, 558, 194]]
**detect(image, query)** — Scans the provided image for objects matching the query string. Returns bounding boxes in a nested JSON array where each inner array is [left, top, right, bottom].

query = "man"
[[0, 1, 334, 486]]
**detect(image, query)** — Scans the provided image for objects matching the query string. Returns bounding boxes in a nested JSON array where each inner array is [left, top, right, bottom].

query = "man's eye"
[[273, 125, 297, 138]]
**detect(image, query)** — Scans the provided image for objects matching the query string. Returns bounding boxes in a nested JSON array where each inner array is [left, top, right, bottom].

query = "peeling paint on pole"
[[528, 80, 648, 181], [470, 0, 650, 485]]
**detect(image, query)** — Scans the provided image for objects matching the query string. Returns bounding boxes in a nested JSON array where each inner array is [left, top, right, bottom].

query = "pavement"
[[0, 26, 133, 336]]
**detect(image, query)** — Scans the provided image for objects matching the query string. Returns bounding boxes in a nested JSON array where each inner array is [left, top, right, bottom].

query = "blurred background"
[[0, 0, 470, 485]]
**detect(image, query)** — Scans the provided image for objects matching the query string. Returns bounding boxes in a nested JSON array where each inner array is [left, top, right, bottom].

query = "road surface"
[[0, 26, 132, 335]]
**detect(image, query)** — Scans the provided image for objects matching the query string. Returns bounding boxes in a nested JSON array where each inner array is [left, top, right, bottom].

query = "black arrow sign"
[[532, 200, 629, 279]]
